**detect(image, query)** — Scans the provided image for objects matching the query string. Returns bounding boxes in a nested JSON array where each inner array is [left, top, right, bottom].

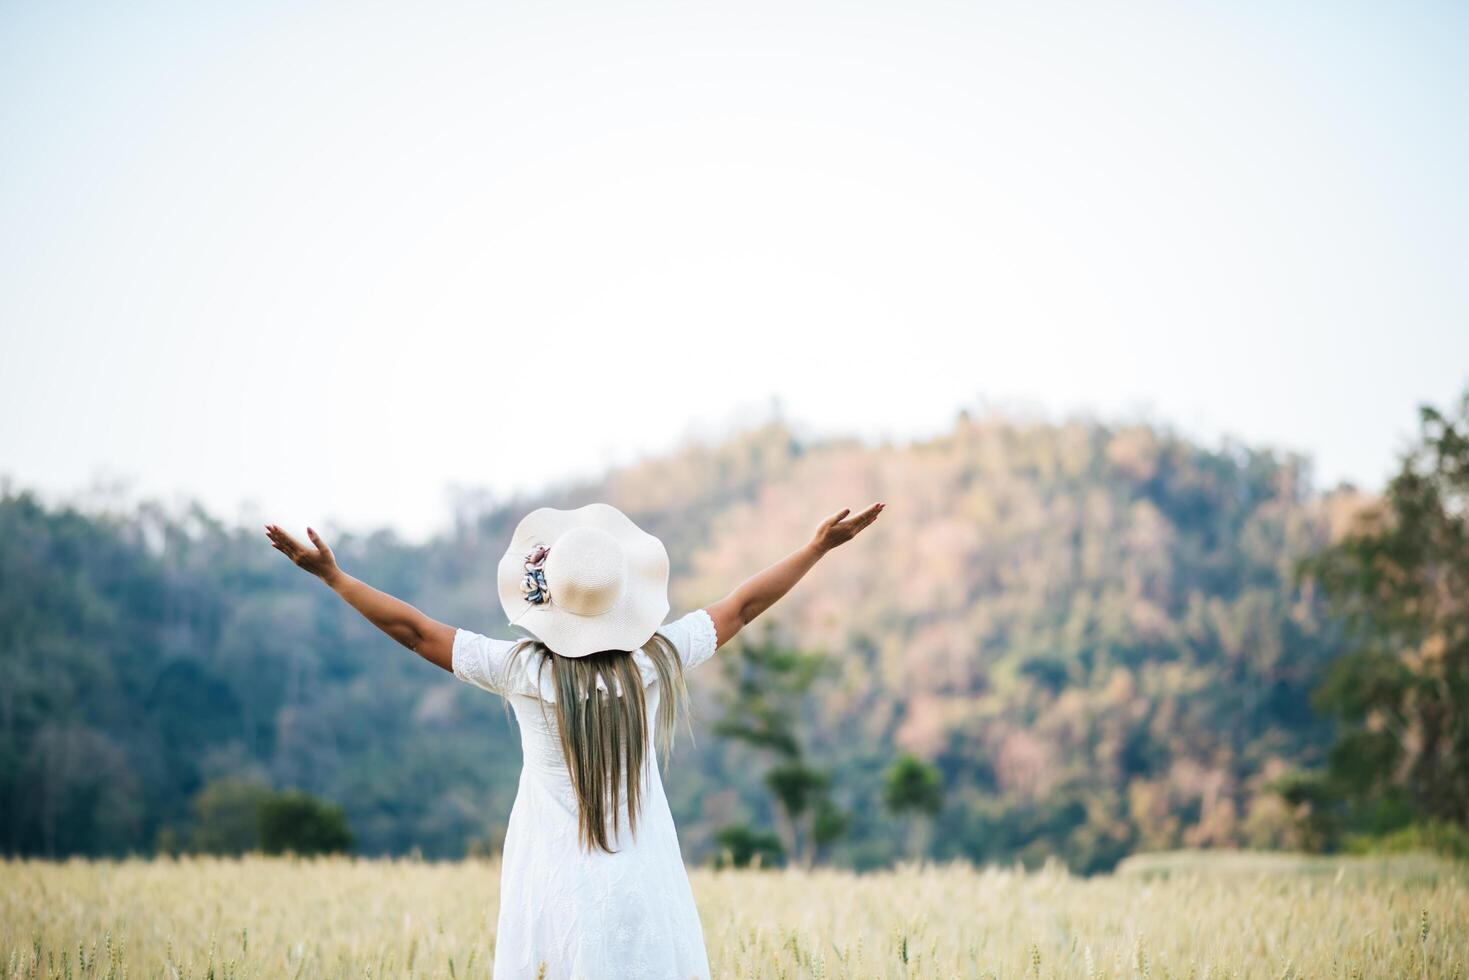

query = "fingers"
[[818, 503, 884, 547], [821, 507, 851, 530], [838, 502, 885, 535], [264, 524, 308, 560], [306, 527, 329, 552]]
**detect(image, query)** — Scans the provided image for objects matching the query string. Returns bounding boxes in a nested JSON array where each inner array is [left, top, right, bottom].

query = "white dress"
[[451, 608, 718, 980]]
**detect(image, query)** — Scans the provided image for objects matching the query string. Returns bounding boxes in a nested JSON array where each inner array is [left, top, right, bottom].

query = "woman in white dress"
[[265, 500, 883, 979]]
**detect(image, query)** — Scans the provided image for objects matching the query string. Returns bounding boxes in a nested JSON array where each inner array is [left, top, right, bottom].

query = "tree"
[[883, 753, 944, 860], [811, 796, 851, 862], [1303, 389, 1469, 837], [711, 823, 785, 869], [189, 779, 274, 855], [258, 791, 353, 856], [714, 631, 848, 866]]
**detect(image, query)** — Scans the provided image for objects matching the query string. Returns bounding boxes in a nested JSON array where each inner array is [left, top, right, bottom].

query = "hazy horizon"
[[0, 397, 1437, 543]]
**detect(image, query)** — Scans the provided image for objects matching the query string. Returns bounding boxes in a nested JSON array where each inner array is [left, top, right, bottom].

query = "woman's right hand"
[[267, 524, 456, 669], [811, 502, 885, 553], [265, 524, 340, 582]]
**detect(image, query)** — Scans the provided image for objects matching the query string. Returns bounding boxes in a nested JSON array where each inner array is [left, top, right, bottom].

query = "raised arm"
[[704, 502, 884, 648], [265, 524, 456, 672]]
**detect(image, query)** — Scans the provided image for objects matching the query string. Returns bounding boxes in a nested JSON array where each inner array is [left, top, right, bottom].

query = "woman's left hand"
[[810, 502, 885, 553]]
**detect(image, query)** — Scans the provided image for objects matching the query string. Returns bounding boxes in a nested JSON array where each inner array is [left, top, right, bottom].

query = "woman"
[[265, 500, 883, 979]]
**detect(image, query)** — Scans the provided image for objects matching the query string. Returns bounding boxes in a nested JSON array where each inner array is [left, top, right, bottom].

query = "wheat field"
[[3, 852, 1465, 979]]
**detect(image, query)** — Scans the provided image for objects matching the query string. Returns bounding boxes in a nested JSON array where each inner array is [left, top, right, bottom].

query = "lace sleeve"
[[452, 629, 518, 694], [656, 609, 719, 672]]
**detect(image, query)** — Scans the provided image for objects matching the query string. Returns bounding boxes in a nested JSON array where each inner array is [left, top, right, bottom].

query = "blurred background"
[[2, 0, 1466, 869]]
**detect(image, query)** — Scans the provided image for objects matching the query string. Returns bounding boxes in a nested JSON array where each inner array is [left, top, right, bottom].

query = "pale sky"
[[2, 0, 1466, 540]]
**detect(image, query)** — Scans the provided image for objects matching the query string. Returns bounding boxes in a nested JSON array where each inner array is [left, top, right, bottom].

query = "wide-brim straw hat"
[[496, 502, 670, 658]]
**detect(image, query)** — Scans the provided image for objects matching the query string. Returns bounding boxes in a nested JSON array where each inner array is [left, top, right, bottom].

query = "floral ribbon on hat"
[[521, 545, 551, 605]]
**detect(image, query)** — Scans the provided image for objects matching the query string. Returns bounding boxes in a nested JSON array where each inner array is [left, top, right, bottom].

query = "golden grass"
[[2, 852, 1465, 978]]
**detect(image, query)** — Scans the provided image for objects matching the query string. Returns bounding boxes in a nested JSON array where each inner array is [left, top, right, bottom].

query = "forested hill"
[[0, 416, 1358, 869]]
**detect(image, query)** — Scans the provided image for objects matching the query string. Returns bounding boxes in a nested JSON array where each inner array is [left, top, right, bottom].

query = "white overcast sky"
[[2, 0, 1466, 540]]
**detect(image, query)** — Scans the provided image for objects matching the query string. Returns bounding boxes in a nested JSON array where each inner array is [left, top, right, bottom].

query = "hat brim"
[[497, 503, 670, 658]]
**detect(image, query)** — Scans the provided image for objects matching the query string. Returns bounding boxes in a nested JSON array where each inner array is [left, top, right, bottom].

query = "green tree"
[[1270, 771, 1344, 852], [714, 631, 848, 865], [811, 796, 851, 862], [1303, 389, 1469, 838], [711, 823, 785, 869], [258, 791, 353, 856], [883, 753, 944, 860], [189, 779, 274, 855]]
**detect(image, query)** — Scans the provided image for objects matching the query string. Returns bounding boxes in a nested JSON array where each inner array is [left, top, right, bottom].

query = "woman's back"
[[452, 610, 717, 979], [506, 681, 664, 825]]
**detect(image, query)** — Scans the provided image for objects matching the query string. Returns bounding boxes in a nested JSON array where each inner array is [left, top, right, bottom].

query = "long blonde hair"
[[504, 633, 689, 853]]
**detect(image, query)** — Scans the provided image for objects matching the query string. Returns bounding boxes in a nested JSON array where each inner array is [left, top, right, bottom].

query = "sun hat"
[[496, 502, 671, 658]]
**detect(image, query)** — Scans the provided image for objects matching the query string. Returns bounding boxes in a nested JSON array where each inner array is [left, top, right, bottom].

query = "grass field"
[[3, 852, 1465, 979]]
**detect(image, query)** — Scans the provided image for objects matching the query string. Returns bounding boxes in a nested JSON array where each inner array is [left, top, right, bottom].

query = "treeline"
[[2, 398, 1463, 868]]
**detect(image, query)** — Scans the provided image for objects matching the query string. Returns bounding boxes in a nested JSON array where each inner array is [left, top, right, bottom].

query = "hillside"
[[0, 416, 1354, 869]]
